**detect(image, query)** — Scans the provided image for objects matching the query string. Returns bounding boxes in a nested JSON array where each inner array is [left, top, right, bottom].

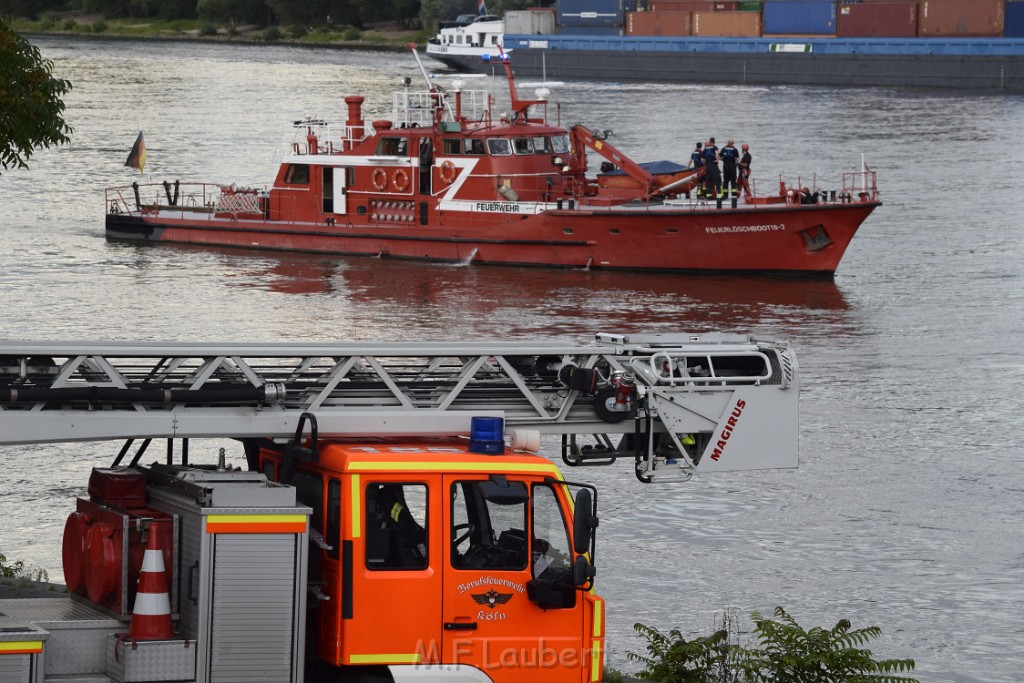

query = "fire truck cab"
[[256, 429, 603, 683]]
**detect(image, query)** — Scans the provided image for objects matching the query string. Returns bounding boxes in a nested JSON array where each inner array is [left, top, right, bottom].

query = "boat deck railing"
[[392, 89, 490, 128], [105, 182, 274, 220]]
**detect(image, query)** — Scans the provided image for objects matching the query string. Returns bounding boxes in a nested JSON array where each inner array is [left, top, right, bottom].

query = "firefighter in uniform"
[[720, 138, 740, 200], [738, 143, 753, 198], [703, 137, 721, 200], [689, 141, 705, 197]]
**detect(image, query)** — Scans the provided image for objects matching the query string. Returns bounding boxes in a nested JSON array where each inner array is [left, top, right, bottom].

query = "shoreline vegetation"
[[9, 11, 427, 52]]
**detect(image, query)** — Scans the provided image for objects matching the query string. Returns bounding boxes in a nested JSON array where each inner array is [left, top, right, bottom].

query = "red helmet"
[[741, 143, 749, 150]]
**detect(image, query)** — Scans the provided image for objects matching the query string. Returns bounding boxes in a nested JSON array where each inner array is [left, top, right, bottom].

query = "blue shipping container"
[[555, 25, 626, 35], [1007, 2, 1024, 37], [557, 0, 625, 27], [763, 0, 836, 35]]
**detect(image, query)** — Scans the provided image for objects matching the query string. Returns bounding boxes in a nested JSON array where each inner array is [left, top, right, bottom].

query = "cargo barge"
[[427, 1, 1024, 90], [493, 35, 1024, 89]]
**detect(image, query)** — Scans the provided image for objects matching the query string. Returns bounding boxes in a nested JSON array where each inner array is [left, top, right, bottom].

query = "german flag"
[[124, 131, 146, 173]]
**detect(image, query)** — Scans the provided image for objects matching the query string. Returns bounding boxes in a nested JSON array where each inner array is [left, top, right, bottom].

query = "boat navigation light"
[[452, 79, 464, 92]]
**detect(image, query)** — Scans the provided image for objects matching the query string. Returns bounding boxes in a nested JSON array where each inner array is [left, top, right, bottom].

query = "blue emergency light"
[[468, 416, 505, 454]]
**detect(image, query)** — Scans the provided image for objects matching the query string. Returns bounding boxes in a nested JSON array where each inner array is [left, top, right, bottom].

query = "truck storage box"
[[105, 635, 195, 683]]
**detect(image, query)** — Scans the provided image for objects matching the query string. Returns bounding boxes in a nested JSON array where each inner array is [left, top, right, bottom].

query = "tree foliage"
[[630, 623, 740, 683], [0, 551, 48, 582], [0, 0, 425, 26], [740, 607, 918, 683], [0, 18, 73, 174], [631, 607, 919, 683]]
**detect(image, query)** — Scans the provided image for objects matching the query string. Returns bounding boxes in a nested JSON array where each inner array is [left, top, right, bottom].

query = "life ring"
[[371, 167, 388, 191], [392, 168, 410, 192], [440, 160, 457, 184]]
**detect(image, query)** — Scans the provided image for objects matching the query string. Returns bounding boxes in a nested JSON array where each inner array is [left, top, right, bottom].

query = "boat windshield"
[[487, 139, 512, 156], [551, 135, 570, 154], [376, 137, 408, 156], [513, 138, 534, 155], [532, 137, 553, 154]]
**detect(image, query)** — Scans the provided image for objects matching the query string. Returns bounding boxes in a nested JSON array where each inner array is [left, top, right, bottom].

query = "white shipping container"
[[505, 9, 556, 35]]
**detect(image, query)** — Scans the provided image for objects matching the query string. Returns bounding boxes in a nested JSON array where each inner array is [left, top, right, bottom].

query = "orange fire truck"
[[0, 332, 797, 683]]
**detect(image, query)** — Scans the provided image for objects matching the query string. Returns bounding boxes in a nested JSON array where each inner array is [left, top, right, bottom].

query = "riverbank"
[[9, 13, 424, 52]]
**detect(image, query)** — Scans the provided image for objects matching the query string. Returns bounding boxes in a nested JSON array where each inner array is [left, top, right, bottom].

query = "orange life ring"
[[440, 160, 457, 184], [392, 168, 410, 192], [371, 167, 388, 191]]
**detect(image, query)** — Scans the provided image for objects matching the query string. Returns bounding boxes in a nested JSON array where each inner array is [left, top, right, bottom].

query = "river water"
[[2, 36, 1022, 682]]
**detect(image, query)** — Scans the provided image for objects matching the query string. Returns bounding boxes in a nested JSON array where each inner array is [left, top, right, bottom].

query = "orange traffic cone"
[[128, 532, 173, 641]]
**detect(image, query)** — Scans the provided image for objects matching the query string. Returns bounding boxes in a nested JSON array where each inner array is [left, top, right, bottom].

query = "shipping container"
[[738, 1, 763, 11], [917, 0, 1004, 36], [649, 1, 721, 11], [506, 9, 557, 35], [557, 0, 626, 26], [763, 0, 836, 34], [1007, 1, 1024, 37], [555, 24, 627, 34], [692, 9, 763, 35], [626, 10, 693, 34], [837, 2, 917, 37]]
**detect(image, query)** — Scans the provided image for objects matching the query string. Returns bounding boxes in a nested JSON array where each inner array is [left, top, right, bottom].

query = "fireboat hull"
[[106, 200, 878, 275]]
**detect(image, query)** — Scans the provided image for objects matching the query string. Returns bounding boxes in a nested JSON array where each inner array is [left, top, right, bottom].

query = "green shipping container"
[[738, 1, 763, 10]]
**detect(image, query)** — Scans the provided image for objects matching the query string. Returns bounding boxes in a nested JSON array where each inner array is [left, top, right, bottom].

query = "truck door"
[[442, 475, 585, 683], [343, 477, 442, 667]]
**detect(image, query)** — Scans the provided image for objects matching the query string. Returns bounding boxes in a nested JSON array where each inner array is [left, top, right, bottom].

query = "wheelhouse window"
[[532, 136, 553, 154], [487, 138, 512, 156], [512, 137, 534, 155], [365, 482, 428, 570], [376, 136, 408, 156], [443, 138, 462, 155], [450, 479, 528, 571], [551, 134, 570, 154], [465, 138, 486, 155], [283, 164, 310, 185]]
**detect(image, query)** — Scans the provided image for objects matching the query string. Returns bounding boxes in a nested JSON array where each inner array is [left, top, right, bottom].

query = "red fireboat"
[[105, 45, 880, 275]]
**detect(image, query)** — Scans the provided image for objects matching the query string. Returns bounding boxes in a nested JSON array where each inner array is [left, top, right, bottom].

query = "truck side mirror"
[[572, 488, 595, 555], [573, 555, 595, 588]]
